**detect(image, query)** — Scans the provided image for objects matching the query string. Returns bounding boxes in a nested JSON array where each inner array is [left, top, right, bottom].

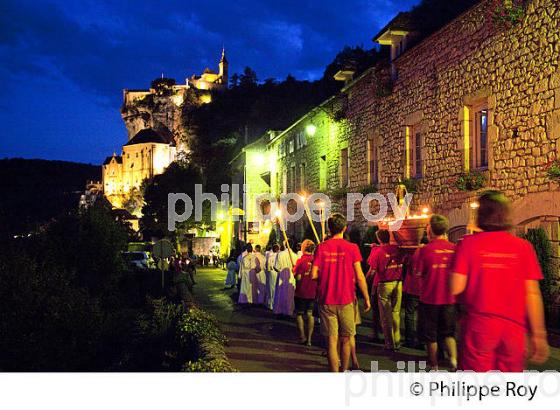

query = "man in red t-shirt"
[[450, 190, 549, 371], [369, 229, 404, 351], [417, 214, 457, 370], [293, 240, 317, 346], [366, 242, 383, 343], [311, 213, 371, 372]]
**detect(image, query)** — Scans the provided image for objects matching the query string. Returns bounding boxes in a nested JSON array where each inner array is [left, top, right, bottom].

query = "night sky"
[[0, 0, 419, 164]]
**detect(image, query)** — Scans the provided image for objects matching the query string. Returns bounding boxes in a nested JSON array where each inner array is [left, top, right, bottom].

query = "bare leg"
[[340, 336, 351, 372], [305, 312, 314, 344], [327, 336, 340, 372], [444, 337, 457, 369], [350, 335, 360, 370], [427, 342, 438, 370], [296, 314, 306, 342]]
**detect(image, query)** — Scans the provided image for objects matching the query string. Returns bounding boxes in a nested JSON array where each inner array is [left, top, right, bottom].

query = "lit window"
[[289, 139, 294, 154], [411, 129, 423, 178], [340, 148, 349, 188], [470, 104, 488, 169], [299, 163, 306, 190]]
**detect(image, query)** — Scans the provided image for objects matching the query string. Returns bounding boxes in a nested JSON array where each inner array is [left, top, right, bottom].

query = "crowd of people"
[[225, 190, 550, 372]]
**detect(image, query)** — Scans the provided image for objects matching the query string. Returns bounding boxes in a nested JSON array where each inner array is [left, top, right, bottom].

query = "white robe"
[[254, 252, 267, 305], [238, 253, 262, 304], [273, 249, 297, 316], [265, 251, 278, 310]]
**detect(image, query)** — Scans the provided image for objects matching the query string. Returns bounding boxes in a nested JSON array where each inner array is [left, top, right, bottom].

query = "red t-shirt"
[[403, 248, 422, 296], [313, 237, 361, 305], [294, 254, 317, 300], [451, 231, 543, 327], [367, 245, 382, 287], [418, 239, 456, 305], [370, 244, 403, 282]]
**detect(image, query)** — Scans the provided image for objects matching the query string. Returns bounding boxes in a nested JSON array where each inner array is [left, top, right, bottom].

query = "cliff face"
[[120, 82, 203, 152]]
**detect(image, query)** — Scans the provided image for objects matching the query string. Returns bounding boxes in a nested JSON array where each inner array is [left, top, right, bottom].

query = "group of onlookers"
[[225, 190, 550, 372]]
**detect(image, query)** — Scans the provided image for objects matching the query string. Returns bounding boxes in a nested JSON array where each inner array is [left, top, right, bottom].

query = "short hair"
[[376, 229, 390, 244], [477, 190, 512, 231], [430, 214, 449, 236], [255, 244, 261, 252], [246, 243, 253, 253], [327, 213, 347, 235], [272, 244, 280, 252]]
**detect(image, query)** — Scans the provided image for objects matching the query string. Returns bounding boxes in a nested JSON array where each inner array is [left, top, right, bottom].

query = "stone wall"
[[341, 0, 559, 233]]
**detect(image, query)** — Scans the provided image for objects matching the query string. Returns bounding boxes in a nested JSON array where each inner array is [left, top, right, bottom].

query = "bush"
[[454, 170, 486, 191], [520, 228, 556, 309]]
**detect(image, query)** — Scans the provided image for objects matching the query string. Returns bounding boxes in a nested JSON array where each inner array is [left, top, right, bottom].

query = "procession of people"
[[225, 190, 550, 372]]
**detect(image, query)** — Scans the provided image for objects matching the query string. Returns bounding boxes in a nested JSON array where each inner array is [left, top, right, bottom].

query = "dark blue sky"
[[0, 0, 419, 164]]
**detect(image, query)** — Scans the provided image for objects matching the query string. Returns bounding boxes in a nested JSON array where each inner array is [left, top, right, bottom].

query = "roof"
[[372, 12, 416, 43], [103, 155, 122, 165], [203, 67, 217, 75], [124, 129, 169, 146]]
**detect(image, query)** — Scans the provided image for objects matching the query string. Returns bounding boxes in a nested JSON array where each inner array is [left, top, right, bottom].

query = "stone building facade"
[[338, 0, 560, 257], [102, 128, 176, 210], [239, 0, 560, 280]]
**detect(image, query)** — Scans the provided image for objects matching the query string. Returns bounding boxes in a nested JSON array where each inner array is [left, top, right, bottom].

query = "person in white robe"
[[273, 240, 298, 316], [265, 244, 279, 310], [253, 245, 267, 305], [238, 244, 262, 304]]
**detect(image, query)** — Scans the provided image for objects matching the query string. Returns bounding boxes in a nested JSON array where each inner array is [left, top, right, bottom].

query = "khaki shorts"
[[319, 303, 356, 337]]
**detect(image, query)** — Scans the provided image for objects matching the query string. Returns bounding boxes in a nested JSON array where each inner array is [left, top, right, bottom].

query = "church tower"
[[219, 47, 228, 87]]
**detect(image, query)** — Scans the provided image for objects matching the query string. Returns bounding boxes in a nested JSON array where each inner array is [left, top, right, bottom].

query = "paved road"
[[193, 267, 560, 372]]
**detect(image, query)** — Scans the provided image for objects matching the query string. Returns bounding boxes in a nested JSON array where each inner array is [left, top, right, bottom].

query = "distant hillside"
[[0, 158, 100, 238]]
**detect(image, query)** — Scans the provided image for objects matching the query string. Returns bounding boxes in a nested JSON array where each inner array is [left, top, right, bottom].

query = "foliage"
[[454, 170, 487, 191], [358, 184, 378, 196], [151, 77, 176, 93], [125, 298, 191, 371], [546, 159, 560, 182], [141, 160, 210, 238], [520, 228, 556, 309], [401, 177, 420, 194], [490, 0, 526, 29], [123, 187, 144, 215], [0, 202, 134, 371], [0, 158, 100, 239], [179, 307, 227, 347], [183, 357, 236, 372]]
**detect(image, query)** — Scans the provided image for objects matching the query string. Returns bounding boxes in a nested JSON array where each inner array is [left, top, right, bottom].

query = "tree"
[[141, 160, 211, 239], [239, 66, 258, 88]]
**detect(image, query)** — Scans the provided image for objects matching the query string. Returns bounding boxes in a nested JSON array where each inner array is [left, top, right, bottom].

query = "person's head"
[[255, 244, 261, 253], [427, 214, 449, 240], [327, 213, 347, 236], [376, 229, 391, 244], [272, 244, 280, 253], [246, 243, 253, 253], [477, 190, 512, 232], [300, 239, 314, 254]]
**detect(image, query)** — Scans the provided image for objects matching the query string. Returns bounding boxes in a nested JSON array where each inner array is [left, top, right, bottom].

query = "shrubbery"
[[0, 202, 233, 371]]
